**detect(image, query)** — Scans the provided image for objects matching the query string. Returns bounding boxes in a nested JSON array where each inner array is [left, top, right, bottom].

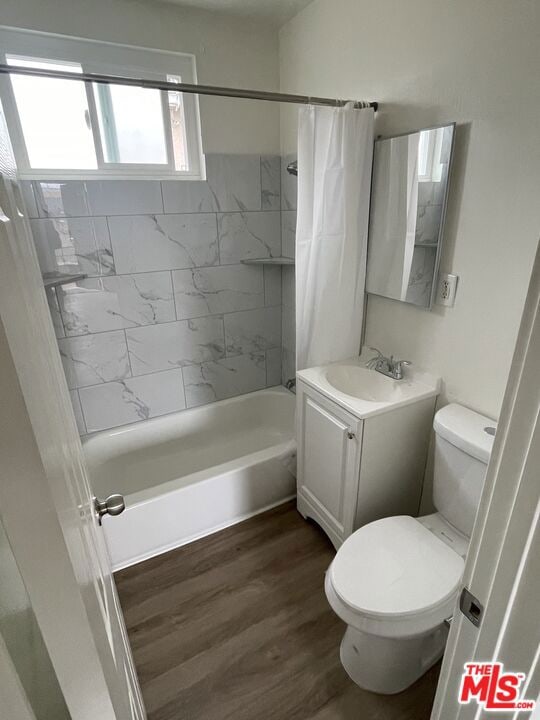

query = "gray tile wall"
[[27, 154, 292, 434], [281, 155, 297, 386]]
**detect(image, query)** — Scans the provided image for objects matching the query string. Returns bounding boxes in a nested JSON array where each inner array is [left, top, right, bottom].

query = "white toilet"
[[325, 403, 495, 695]]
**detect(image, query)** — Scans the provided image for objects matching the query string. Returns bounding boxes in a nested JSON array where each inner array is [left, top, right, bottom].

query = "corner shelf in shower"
[[241, 257, 295, 266], [42, 272, 88, 289]]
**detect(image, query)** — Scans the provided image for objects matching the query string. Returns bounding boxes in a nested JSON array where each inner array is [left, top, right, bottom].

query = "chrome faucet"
[[366, 348, 411, 380]]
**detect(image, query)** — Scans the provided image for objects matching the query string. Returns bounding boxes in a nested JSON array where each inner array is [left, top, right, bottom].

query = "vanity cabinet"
[[296, 379, 436, 549], [296, 387, 361, 547]]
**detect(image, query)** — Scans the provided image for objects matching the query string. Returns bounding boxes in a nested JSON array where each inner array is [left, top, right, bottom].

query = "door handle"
[[94, 494, 125, 526]]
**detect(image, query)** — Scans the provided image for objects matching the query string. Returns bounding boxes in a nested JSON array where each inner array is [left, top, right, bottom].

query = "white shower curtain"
[[296, 104, 374, 371]]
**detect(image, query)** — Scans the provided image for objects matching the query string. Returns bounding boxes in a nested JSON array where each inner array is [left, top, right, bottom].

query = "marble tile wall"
[[27, 154, 290, 434], [281, 155, 297, 386], [405, 193, 442, 304], [406, 126, 453, 305]]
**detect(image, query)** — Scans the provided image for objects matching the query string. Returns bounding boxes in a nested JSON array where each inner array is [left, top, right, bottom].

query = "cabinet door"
[[297, 383, 361, 542]]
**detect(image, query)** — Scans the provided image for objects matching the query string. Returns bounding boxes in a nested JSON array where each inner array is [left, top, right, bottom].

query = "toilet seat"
[[327, 516, 464, 639]]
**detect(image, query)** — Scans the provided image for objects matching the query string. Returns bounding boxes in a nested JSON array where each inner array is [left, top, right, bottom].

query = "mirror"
[[366, 123, 455, 308]]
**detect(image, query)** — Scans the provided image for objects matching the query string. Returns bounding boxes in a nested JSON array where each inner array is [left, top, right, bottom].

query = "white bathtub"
[[83, 387, 296, 570]]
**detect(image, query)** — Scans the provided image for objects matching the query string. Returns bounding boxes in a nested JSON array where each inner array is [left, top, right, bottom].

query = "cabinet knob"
[[347, 430, 356, 440]]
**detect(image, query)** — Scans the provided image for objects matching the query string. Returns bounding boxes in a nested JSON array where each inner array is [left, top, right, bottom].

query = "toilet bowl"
[[325, 403, 495, 694]]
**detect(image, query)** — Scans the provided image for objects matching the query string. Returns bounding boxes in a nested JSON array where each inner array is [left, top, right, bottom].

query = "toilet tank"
[[433, 403, 496, 537]]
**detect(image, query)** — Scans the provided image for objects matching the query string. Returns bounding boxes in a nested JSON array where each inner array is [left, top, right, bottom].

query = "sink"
[[325, 365, 403, 402], [296, 351, 440, 420]]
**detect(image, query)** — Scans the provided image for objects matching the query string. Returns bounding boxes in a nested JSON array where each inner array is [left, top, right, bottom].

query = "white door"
[[297, 382, 361, 546], [0, 634, 37, 720], [431, 242, 540, 719], [0, 99, 146, 718]]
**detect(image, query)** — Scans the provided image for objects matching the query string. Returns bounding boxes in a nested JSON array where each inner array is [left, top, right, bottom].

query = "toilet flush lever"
[[94, 494, 125, 526]]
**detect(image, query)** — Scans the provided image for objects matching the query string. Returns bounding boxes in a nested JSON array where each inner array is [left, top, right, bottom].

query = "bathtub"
[[83, 387, 297, 570]]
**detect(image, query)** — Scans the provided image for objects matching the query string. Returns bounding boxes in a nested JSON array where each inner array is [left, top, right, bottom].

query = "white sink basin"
[[297, 352, 440, 419], [325, 364, 403, 402]]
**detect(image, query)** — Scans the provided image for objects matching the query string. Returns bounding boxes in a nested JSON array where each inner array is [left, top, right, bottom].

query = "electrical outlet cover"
[[437, 273, 458, 307]]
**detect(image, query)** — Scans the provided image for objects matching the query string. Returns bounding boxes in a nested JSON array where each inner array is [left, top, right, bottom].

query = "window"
[[0, 28, 204, 180], [7, 57, 97, 170], [417, 127, 444, 183]]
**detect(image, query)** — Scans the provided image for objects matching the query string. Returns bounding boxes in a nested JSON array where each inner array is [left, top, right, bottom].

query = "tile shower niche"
[[28, 154, 297, 434]]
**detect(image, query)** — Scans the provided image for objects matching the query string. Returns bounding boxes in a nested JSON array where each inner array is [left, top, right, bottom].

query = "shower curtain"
[[296, 103, 374, 371]]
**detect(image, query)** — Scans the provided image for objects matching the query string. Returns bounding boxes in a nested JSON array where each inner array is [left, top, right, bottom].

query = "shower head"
[[286, 160, 298, 177]]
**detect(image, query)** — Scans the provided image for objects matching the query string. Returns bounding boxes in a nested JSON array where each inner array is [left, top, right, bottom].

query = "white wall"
[[1, 0, 281, 154], [280, 0, 540, 419]]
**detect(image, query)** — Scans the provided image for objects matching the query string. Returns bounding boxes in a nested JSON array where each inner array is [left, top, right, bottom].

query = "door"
[[0, 99, 146, 718], [0, 633, 37, 720], [431, 241, 540, 719], [297, 381, 361, 546]]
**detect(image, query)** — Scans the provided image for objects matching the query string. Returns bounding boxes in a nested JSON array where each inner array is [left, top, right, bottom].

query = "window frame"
[[417, 127, 444, 184], [0, 26, 205, 181]]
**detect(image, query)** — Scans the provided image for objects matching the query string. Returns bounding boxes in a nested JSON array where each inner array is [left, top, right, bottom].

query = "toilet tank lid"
[[434, 403, 496, 464]]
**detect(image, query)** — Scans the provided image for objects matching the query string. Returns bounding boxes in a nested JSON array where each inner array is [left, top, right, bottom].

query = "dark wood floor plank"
[[133, 554, 330, 684], [116, 501, 440, 720]]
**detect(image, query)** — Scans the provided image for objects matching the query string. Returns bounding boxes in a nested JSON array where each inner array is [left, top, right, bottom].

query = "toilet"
[[325, 403, 495, 695]]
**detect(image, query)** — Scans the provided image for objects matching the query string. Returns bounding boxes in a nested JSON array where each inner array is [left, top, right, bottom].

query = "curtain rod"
[[0, 63, 378, 111]]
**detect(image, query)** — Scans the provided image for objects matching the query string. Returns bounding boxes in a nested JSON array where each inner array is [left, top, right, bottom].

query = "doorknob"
[[94, 494, 125, 525]]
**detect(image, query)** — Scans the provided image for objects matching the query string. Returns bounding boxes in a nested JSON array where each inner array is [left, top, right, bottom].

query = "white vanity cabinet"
[[296, 386, 361, 547], [296, 373, 437, 549]]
